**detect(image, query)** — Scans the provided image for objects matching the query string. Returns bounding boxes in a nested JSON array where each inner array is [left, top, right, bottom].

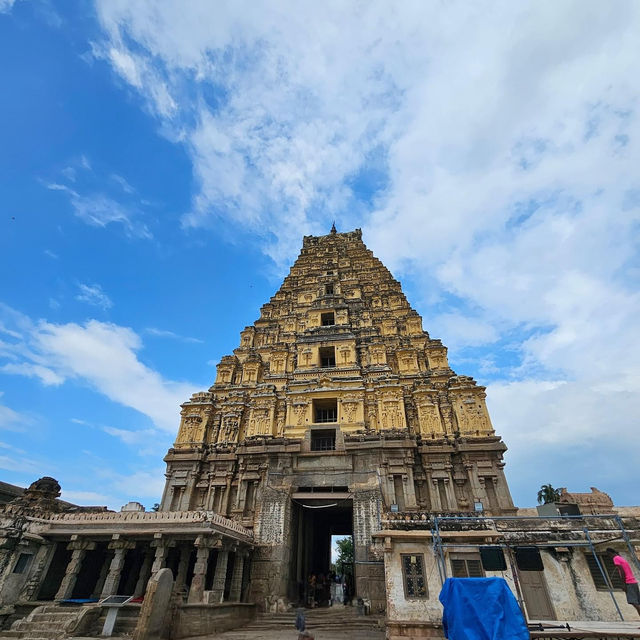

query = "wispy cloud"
[[145, 327, 203, 344], [44, 158, 151, 239], [0, 0, 17, 15], [0, 304, 201, 432], [76, 283, 113, 310], [0, 401, 34, 432]]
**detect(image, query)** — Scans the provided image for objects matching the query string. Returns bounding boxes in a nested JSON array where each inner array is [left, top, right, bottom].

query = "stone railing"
[[46, 510, 253, 540], [381, 511, 493, 531]]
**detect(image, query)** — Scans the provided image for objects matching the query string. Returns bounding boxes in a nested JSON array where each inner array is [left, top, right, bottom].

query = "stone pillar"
[[181, 471, 197, 511], [210, 547, 230, 603], [220, 475, 233, 515], [150, 536, 168, 575], [173, 544, 191, 596], [429, 477, 442, 510], [404, 471, 417, 508], [101, 538, 135, 598], [228, 551, 246, 602], [188, 535, 218, 604], [444, 477, 457, 511], [91, 551, 113, 598], [134, 549, 154, 598], [55, 539, 95, 600], [205, 478, 214, 510], [495, 462, 515, 511], [235, 477, 248, 513]]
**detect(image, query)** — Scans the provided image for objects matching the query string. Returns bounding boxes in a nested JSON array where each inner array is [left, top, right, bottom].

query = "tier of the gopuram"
[[160, 227, 516, 610]]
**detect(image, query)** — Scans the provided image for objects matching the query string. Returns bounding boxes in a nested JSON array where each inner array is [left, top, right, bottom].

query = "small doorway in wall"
[[519, 568, 556, 620]]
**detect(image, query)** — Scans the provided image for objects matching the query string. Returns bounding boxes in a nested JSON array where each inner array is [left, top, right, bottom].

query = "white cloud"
[[62, 462, 167, 510], [111, 470, 165, 499], [0, 305, 201, 432], [61, 490, 114, 506], [45, 180, 151, 239], [92, 2, 640, 505], [1, 362, 65, 386], [429, 313, 498, 349], [76, 283, 113, 310], [102, 426, 163, 456], [0, 402, 34, 432], [488, 379, 640, 506], [0, 454, 40, 473], [0, 0, 17, 14], [145, 327, 203, 344]]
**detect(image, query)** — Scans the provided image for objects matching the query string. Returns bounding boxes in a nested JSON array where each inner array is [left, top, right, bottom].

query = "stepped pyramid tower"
[[161, 227, 515, 609]]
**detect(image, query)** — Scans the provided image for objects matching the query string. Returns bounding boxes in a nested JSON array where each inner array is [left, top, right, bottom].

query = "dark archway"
[[289, 495, 352, 606]]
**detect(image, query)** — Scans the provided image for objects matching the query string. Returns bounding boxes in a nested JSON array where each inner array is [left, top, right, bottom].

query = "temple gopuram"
[[162, 226, 515, 610]]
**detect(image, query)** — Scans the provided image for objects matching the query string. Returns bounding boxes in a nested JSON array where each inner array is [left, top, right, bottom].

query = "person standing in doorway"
[[606, 548, 640, 615]]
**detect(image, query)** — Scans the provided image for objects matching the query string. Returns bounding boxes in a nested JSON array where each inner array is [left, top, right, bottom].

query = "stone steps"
[[233, 608, 384, 635], [210, 609, 386, 640], [0, 604, 100, 640], [90, 606, 140, 636]]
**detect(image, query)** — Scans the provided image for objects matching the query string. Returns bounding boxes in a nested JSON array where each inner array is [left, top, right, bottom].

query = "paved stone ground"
[[186, 606, 386, 640]]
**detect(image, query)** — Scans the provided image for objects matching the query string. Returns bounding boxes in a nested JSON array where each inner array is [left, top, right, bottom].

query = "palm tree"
[[537, 484, 562, 505]]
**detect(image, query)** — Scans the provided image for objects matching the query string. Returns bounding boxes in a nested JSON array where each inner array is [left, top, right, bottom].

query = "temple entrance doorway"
[[288, 490, 353, 606]]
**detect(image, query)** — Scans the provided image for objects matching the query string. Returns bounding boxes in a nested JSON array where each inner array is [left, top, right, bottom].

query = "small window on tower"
[[321, 312, 335, 326], [314, 398, 337, 423], [311, 428, 336, 451], [319, 346, 336, 368], [325, 284, 334, 295]]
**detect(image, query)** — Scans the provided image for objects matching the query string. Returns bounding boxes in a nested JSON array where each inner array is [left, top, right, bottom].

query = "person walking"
[[606, 548, 640, 615]]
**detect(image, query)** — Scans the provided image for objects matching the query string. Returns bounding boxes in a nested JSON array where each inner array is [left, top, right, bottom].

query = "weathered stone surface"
[[133, 567, 173, 640], [172, 602, 256, 639]]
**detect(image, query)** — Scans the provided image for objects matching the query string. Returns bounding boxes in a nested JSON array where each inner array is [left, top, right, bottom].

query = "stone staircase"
[[0, 604, 100, 640], [89, 604, 141, 637], [213, 605, 385, 639]]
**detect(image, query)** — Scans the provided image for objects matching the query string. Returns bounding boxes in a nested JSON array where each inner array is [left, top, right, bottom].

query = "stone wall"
[[173, 602, 256, 638]]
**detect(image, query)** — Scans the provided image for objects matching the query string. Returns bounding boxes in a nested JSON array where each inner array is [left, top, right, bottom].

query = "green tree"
[[537, 484, 562, 505], [335, 537, 354, 576]]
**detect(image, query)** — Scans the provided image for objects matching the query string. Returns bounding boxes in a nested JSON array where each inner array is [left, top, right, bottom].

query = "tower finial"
[[330, 221, 337, 234]]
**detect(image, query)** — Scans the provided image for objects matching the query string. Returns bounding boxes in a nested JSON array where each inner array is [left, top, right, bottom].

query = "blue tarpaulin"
[[439, 577, 529, 640]]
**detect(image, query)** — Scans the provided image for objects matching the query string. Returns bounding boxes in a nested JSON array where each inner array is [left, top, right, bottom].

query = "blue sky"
[[1, 1, 639, 510]]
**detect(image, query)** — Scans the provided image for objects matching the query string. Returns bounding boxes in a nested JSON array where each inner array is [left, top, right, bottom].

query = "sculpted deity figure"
[[388, 402, 401, 428], [366, 406, 377, 429], [294, 404, 306, 425], [342, 401, 356, 423], [220, 417, 239, 442], [256, 409, 271, 435], [454, 400, 473, 434], [418, 401, 444, 435], [177, 421, 193, 443]]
